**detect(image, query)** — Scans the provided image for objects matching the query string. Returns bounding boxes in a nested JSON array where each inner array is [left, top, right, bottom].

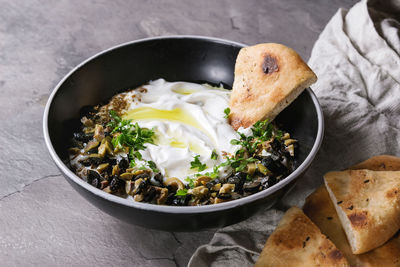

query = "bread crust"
[[229, 43, 317, 130], [255, 207, 349, 267], [349, 155, 400, 171], [324, 169, 400, 254], [305, 185, 400, 266]]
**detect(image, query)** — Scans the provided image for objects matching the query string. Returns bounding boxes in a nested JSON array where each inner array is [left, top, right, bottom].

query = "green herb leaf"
[[185, 177, 195, 188], [230, 139, 241, 145], [134, 151, 142, 160], [107, 110, 122, 128], [175, 188, 188, 197], [147, 160, 159, 173], [211, 149, 218, 160], [109, 110, 121, 121], [130, 158, 136, 167], [136, 165, 148, 170], [275, 130, 284, 141], [111, 123, 155, 152], [251, 119, 273, 141], [190, 155, 206, 171], [223, 107, 230, 119], [246, 174, 252, 181]]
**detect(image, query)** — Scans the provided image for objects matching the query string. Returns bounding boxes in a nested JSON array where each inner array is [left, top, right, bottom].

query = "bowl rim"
[[43, 35, 324, 214]]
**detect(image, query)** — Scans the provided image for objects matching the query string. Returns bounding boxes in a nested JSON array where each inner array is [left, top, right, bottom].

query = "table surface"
[[0, 0, 354, 266]]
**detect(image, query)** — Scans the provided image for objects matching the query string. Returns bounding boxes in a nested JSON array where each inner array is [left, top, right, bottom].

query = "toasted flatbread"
[[255, 207, 349, 267], [349, 155, 400, 171], [304, 186, 356, 265], [304, 186, 400, 266], [229, 43, 317, 130], [305, 155, 400, 265], [324, 170, 400, 254]]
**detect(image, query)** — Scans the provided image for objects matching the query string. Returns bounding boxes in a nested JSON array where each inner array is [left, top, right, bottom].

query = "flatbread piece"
[[229, 43, 317, 130], [349, 155, 400, 172], [255, 206, 349, 267], [304, 185, 400, 266], [324, 169, 400, 254]]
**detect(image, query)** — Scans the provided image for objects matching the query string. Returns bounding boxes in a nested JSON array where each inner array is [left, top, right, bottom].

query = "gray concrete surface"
[[0, 0, 354, 266]]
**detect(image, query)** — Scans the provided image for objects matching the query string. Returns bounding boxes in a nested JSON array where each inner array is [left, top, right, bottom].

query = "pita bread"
[[255, 207, 349, 267], [304, 186, 400, 266], [304, 186, 356, 265], [229, 43, 317, 130], [324, 170, 400, 254], [349, 155, 400, 172]]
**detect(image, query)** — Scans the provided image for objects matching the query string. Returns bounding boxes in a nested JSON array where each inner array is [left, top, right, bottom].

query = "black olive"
[[107, 158, 117, 166], [117, 157, 129, 171], [217, 193, 232, 199], [79, 158, 92, 167], [143, 187, 157, 202], [200, 199, 211, 205], [182, 194, 192, 205], [107, 175, 116, 183], [134, 172, 150, 180], [166, 185, 175, 193], [165, 192, 176, 205], [153, 173, 164, 185], [110, 177, 124, 192], [70, 139, 84, 149], [73, 132, 93, 143], [87, 170, 101, 183], [170, 194, 191, 206], [135, 179, 149, 195], [261, 157, 288, 174], [205, 182, 214, 190], [227, 172, 246, 191], [270, 139, 281, 151], [79, 156, 105, 166], [243, 180, 261, 193], [261, 176, 277, 189], [212, 178, 221, 184], [260, 176, 269, 188], [270, 151, 281, 161], [231, 192, 242, 200], [171, 198, 180, 205], [92, 114, 101, 121], [91, 178, 101, 188]]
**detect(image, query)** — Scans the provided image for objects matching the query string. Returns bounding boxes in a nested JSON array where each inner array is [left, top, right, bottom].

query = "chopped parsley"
[[108, 110, 156, 170], [185, 177, 195, 188], [223, 107, 230, 118], [191, 119, 281, 178], [229, 119, 277, 156], [175, 188, 188, 197], [190, 155, 207, 171], [211, 149, 218, 160], [223, 156, 258, 172], [147, 160, 159, 173]]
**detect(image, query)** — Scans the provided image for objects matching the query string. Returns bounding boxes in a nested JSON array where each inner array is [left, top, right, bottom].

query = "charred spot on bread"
[[386, 188, 399, 199], [348, 211, 368, 227], [328, 249, 344, 260], [262, 54, 278, 74]]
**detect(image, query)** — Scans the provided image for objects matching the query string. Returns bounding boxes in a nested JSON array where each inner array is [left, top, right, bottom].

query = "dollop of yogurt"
[[118, 79, 241, 183]]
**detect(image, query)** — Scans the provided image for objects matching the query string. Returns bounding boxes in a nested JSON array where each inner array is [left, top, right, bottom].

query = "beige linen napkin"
[[189, 0, 400, 266]]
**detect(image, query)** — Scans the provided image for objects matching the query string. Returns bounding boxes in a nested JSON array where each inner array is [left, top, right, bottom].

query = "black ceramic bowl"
[[43, 36, 323, 231]]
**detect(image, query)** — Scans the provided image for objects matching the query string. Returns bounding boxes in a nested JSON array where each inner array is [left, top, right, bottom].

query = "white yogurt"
[[115, 79, 243, 182]]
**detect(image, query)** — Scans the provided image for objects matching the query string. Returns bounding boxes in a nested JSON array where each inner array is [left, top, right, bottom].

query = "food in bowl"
[[68, 79, 297, 206], [67, 42, 318, 207]]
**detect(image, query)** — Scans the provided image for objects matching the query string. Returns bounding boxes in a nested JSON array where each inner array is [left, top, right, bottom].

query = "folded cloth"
[[188, 0, 400, 266]]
